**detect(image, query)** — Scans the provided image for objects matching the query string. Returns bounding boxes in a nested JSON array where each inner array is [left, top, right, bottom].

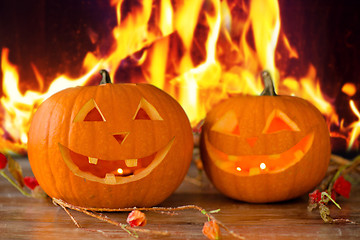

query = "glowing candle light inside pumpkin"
[[236, 167, 242, 172], [260, 163, 266, 170], [117, 168, 124, 175]]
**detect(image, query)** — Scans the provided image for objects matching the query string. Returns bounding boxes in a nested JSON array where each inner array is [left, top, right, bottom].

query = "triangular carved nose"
[[246, 137, 258, 148], [113, 132, 129, 145]]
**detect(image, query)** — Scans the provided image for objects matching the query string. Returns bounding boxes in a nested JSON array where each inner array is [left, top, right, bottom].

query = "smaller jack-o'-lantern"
[[200, 71, 330, 203], [28, 70, 193, 208]]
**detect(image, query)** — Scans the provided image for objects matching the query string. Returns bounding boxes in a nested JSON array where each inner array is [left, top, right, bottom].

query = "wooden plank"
[[0, 158, 359, 239]]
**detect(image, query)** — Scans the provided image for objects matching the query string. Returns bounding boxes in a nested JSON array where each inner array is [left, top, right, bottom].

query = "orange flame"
[[348, 100, 360, 151], [0, 0, 359, 154], [0, 48, 100, 153], [342, 83, 357, 97]]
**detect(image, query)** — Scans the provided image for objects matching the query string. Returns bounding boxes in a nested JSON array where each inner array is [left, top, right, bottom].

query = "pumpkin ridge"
[[44, 93, 62, 197], [64, 88, 87, 202], [52, 89, 78, 200]]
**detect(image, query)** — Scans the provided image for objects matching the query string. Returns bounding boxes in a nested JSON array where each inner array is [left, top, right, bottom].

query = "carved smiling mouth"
[[59, 138, 174, 184], [204, 133, 314, 176]]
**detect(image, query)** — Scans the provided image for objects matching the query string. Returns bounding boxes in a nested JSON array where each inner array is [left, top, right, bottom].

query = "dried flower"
[[309, 189, 322, 203], [24, 176, 39, 190], [0, 153, 7, 170], [319, 203, 333, 223], [333, 176, 351, 198], [127, 210, 147, 227], [202, 220, 220, 240]]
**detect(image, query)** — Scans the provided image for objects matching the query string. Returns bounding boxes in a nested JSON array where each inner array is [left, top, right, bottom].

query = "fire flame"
[[348, 100, 360, 151], [0, 0, 359, 154]]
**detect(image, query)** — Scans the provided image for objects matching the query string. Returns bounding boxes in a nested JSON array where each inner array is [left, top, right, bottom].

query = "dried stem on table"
[[53, 198, 244, 239], [308, 154, 360, 224], [53, 198, 167, 238], [330, 154, 360, 173]]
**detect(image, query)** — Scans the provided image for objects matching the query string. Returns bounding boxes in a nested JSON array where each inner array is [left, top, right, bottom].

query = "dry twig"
[[53, 198, 244, 239]]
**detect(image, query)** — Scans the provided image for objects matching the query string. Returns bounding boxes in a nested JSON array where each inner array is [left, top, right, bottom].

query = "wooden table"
[[1, 158, 359, 239]]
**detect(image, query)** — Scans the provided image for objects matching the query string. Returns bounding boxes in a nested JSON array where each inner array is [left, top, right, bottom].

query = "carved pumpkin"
[[200, 71, 330, 203], [28, 70, 193, 208]]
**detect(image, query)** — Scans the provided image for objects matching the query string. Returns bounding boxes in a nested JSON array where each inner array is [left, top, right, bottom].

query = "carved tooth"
[[104, 173, 117, 184], [125, 159, 138, 167], [88, 157, 98, 165]]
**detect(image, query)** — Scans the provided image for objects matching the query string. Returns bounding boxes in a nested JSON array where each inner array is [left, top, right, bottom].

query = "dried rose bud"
[[202, 220, 220, 240], [309, 189, 322, 203], [24, 176, 39, 190], [0, 153, 7, 170], [127, 210, 147, 227], [333, 176, 351, 198]]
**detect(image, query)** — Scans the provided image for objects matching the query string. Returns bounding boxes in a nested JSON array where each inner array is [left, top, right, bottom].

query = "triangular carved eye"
[[84, 108, 104, 121], [262, 110, 300, 134], [134, 108, 151, 120], [133, 98, 163, 120], [73, 99, 106, 122], [211, 110, 240, 135]]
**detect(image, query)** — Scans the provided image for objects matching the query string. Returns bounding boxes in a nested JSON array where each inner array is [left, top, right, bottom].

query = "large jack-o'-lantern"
[[200, 71, 330, 203], [28, 70, 193, 208]]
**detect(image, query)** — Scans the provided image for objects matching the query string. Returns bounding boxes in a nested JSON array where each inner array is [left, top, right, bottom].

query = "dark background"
[[279, 0, 360, 125], [0, 0, 115, 90]]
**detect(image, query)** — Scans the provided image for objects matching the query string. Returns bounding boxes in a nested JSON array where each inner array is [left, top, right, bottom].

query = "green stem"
[[201, 209, 220, 222], [322, 192, 341, 209], [0, 170, 32, 197], [201, 209, 211, 222]]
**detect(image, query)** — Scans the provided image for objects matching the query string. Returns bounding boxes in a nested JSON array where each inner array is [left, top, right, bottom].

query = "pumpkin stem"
[[260, 70, 277, 96], [99, 69, 112, 85]]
